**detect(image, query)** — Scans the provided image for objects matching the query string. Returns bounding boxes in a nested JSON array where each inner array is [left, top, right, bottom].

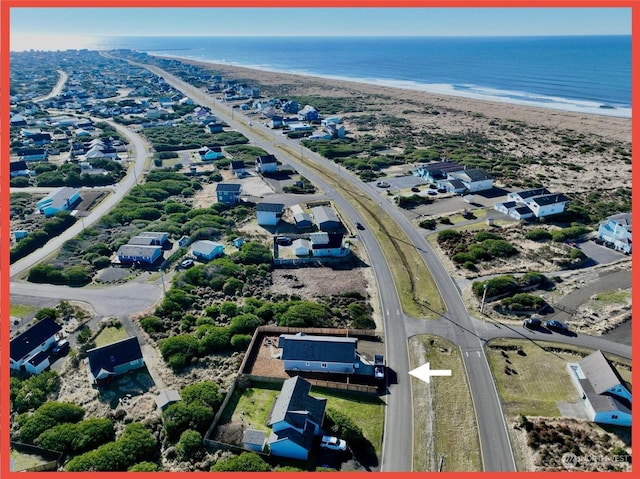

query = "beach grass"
[[275, 141, 445, 319], [409, 335, 481, 472], [10, 303, 38, 318]]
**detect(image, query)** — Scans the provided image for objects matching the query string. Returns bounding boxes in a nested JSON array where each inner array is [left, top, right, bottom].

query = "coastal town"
[[7, 48, 631, 473]]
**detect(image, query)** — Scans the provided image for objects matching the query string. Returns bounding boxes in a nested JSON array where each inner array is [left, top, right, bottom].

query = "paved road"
[[32, 69, 68, 102]]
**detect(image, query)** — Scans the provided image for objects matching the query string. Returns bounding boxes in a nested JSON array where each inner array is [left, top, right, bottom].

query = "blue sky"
[[10, 7, 631, 51]]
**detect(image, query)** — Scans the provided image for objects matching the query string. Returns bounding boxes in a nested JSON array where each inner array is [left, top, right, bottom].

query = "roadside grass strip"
[[10, 303, 38, 318], [409, 336, 481, 472]]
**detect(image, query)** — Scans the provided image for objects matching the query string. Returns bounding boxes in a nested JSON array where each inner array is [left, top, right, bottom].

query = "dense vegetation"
[[10, 211, 77, 264], [142, 124, 248, 151]]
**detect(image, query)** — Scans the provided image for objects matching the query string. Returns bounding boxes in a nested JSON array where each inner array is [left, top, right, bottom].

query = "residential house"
[[281, 99, 299, 114], [597, 213, 631, 253], [436, 178, 467, 194], [230, 160, 246, 177], [37, 187, 81, 217], [198, 146, 223, 161], [191, 240, 224, 261], [10, 318, 61, 374], [127, 236, 156, 246], [524, 193, 570, 218], [28, 132, 52, 146], [311, 205, 341, 231], [298, 105, 320, 122], [10, 160, 30, 177], [413, 161, 464, 182], [278, 333, 359, 374], [566, 350, 631, 426], [448, 168, 494, 192], [206, 122, 224, 134], [242, 430, 267, 453], [257, 202, 285, 226], [269, 115, 284, 128], [310, 232, 350, 257], [87, 336, 145, 386], [116, 245, 162, 265], [215, 183, 242, 204], [256, 154, 278, 173], [506, 187, 551, 204], [267, 376, 327, 460], [17, 148, 48, 161], [138, 231, 169, 246]]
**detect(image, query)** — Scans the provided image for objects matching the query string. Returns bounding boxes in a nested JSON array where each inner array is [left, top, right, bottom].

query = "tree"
[[180, 381, 223, 410], [11, 371, 59, 413], [210, 452, 271, 472], [19, 401, 85, 443], [128, 462, 161, 472], [163, 401, 214, 441], [176, 429, 204, 461], [278, 302, 331, 327]]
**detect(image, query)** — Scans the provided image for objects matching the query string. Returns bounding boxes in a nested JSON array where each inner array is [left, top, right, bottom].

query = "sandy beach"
[[173, 58, 631, 196]]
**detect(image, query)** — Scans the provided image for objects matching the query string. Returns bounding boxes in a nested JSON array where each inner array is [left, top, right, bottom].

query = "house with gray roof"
[[36, 187, 81, 217], [278, 333, 358, 374], [311, 205, 341, 231], [449, 168, 494, 192], [597, 213, 632, 253], [267, 376, 327, 460], [524, 193, 570, 218], [566, 350, 631, 426], [215, 183, 242, 204], [116, 244, 162, 265], [256, 202, 285, 226]]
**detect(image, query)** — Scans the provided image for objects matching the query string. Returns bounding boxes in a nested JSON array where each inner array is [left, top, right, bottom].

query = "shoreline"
[[157, 53, 632, 128]]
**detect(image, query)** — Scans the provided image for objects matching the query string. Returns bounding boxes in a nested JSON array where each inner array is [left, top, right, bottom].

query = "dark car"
[[411, 186, 420, 192], [276, 236, 292, 246], [356, 222, 365, 230], [523, 317, 542, 329], [51, 339, 70, 355], [544, 320, 568, 332]]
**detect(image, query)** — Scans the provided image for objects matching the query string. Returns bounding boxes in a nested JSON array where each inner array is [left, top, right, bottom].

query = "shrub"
[[10, 371, 60, 413], [437, 229, 461, 243], [210, 452, 271, 472], [176, 430, 204, 461], [525, 228, 552, 241], [230, 334, 252, 350], [419, 218, 437, 230], [19, 401, 85, 443], [474, 230, 501, 242], [128, 462, 161, 472], [140, 315, 165, 333], [228, 314, 261, 335]]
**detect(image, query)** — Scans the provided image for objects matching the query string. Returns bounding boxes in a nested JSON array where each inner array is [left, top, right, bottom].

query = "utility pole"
[[480, 283, 488, 314]]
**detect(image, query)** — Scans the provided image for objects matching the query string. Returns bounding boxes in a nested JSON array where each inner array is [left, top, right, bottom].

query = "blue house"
[[116, 245, 162, 265], [230, 160, 246, 177], [17, 148, 48, 161], [10, 318, 61, 374], [267, 376, 327, 460], [566, 350, 632, 427], [10, 160, 30, 177], [597, 213, 631, 253], [278, 333, 358, 374], [37, 187, 81, 217], [191, 240, 224, 261], [87, 336, 145, 386], [198, 146, 223, 161], [215, 183, 242, 204], [297, 105, 320, 121]]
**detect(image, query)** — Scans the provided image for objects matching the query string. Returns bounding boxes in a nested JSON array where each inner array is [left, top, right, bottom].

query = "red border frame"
[[1, 1, 636, 478]]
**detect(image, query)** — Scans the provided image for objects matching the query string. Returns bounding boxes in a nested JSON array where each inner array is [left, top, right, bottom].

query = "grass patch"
[[229, 384, 280, 432], [485, 339, 631, 418], [10, 303, 38, 318], [94, 325, 129, 347], [409, 335, 481, 472], [10, 449, 48, 472], [593, 290, 631, 304], [276, 141, 444, 318]]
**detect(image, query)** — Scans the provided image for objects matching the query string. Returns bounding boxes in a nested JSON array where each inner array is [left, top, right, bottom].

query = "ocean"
[[98, 35, 631, 118]]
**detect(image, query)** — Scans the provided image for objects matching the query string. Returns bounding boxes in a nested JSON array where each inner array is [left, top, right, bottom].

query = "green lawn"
[[410, 335, 481, 472], [219, 381, 385, 458], [10, 303, 38, 318], [94, 325, 129, 347]]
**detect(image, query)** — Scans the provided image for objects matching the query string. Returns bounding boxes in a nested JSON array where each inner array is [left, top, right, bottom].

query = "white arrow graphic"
[[409, 362, 452, 384]]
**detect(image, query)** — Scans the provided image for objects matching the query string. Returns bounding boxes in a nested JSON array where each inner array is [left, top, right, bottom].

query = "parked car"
[[376, 181, 390, 188], [356, 222, 365, 230], [523, 317, 542, 329], [51, 339, 69, 355], [276, 236, 292, 246], [320, 435, 347, 451], [411, 186, 420, 192], [180, 259, 195, 269], [544, 320, 568, 332], [427, 190, 438, 195]]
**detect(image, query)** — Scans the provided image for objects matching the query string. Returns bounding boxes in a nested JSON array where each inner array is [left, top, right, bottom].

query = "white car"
[[320, 435, 347, 451]]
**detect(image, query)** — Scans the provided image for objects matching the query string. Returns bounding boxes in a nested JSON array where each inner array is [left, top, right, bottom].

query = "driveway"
[[576, 240, 628, 265]]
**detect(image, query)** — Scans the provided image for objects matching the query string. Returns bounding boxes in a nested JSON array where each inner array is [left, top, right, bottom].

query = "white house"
[[448, 168, 494, 193], [524, 193, 570, 218], [309, 232, 350, 257], [597, 213, 631, 253], [566, 350, 631, 427], [256, 154, 278, 173], [292, 238, 311, 256], [10, 318, 61, 374], [256, 202, 285, 226]]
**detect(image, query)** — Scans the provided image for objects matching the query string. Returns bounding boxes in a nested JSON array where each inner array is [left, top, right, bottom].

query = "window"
[[305, 362, 310, 367], [612, 415, 618, 419], [321, 362, 327, 368]]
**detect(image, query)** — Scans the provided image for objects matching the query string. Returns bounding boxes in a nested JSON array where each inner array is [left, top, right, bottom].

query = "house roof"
[[527, 193, 570, 206], [257, 154, 277, 164], [87, 336, 143, 379], [268, 427, 314, 451], [230, 160, 245, 169], [578, 350, 628, 396], [191, 240, 223, 255], [138, 231, 168, 242], [216, 183, 242, 193], [606, 213, 632, 227], [117, 244, 161, 258], [513, 206, 533, 215], [10, 160, 29, 172], [498, 201, 518, 209], [440, 179, 466, 190], [456, 168, 494, 182], [311, 206, 340, 225], [279, 333, 357, 363], [419, 160, 464, 173], [310, 232, 344, 249], [128, 236, 156, 246], [27, 350, 50, 367], [293, 212, 312, 226], [257, 202, 285, 213], [512, 187, 551, 200], [10, 318, 61, 362], [39, 187, 80, 210], [268, 376, 327, 429]]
